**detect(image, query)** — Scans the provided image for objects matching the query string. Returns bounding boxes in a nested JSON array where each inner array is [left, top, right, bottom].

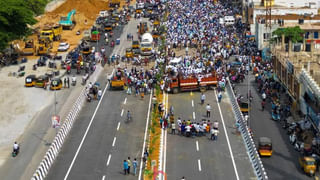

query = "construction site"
[[0, 0, 129, 169]]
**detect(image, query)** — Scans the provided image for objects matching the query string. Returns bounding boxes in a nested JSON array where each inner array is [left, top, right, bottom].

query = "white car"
[[58, 42, 70, 52]]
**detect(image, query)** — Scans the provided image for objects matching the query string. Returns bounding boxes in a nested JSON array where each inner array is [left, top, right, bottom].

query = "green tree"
[[0, 0, 37, 50], [272, 26, 304, 43], [23, 0, 49, 16]]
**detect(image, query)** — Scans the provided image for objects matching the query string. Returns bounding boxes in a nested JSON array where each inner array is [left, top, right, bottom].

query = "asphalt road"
[[166, 90, 255, 180], [234, 73, 312, 180], [46, 16, 153, 180]]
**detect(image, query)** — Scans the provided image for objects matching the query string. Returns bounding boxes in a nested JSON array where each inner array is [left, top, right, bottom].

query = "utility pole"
[[265, 0, 272, 61]]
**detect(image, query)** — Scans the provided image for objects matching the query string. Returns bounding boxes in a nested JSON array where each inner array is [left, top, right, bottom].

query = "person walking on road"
[[171, 123, 176, 134], [98, 89, 102, 100], [127, 157, 132, 174], [262, 92, 266, 101], [67, 77, 70, 88], [201, 93, 206, 105], [214, 128, 219, 140], [133, 158, 138, 176], [206, 104, 211, 118], [123, 160, 128, 175], [64, 78, 67, 88], [218, 91, 222, 103], [210, 128, 215, 140]]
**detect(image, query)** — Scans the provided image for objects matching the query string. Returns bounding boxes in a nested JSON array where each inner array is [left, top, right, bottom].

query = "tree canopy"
[[0, 0, 49, 50], [272, 26, 305, 43]]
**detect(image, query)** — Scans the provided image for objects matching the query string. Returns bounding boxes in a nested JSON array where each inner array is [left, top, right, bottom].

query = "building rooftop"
[[256, 14, 320, 21], [272, 44, 320, 86]]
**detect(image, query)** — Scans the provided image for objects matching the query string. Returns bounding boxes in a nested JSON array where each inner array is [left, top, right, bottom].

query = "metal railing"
[[226, 78, 268, 180]]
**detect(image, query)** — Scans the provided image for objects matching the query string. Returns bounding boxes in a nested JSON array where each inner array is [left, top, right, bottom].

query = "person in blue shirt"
[[123, 160, 128, 175]]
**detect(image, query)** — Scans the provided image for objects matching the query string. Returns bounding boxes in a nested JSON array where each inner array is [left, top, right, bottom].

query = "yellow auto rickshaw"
[[258, 137, 272, 157], [299, 156, 317, 176], [132, 40, 140, 49], [35, 75, 49, 88], [125, 48, 133, 58], [50, 78, 62, 90], [25, 75, 36, 87], [239, 101, 249, 113]]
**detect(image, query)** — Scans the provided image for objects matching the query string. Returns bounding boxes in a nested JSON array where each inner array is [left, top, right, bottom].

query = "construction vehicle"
[[22, 39, 36, 56], [59, 9, 76, 30], [37, 37, 52, 56], [109, 0, 120, 8], [40, 24, 62, 42], [110, 68, 126, 90], [165, 69, 217, 94]]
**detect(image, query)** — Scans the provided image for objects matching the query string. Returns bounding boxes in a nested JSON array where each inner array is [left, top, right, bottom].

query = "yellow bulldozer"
[[21, 39, 36, 56], [37, 37, 52, 55]]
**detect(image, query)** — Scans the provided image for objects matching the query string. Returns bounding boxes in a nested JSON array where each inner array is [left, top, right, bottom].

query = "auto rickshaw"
[[239, 101, 249, 113], [25, 75, 36, 87], [258, 137, 272, 157], [35, 75, 49, 88], [126, 48, 133, 58], [153, 18, 160, 27], [104, 23, 113, 31], [50, 78, 62, 90], [132, 40, 140, 49], [299, 156, 317, 176], [152, 30, 160, 39]]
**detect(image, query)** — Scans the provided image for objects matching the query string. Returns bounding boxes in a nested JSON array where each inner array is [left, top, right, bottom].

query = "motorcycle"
[[12, 146, 20, 157], [86, 93, 92, 102]]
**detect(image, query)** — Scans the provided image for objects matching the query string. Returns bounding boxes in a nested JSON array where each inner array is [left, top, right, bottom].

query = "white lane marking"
[[117, 122, 120, 131], [193, 112, 196, 120], [138, 92, 153, 180], [63, 69, 114, 180], [163, 122, 167, 174], [106, 154, 111, 166], [192, 99, 194, 107], [102, 175, 105, 180], [198, 159, 202, 171], [196, 141, 199, 151], [121, 109, 124, 117], [123, 97, 127, 104], [163, 93, 168, 175], [112, 137, 117, 147], [215, 91, 240, 180]]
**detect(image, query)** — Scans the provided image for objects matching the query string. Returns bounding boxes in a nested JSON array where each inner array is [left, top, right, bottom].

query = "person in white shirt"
[[213, 121, 219, 130], [206, 104, 211, 118], [171, 123, 176, 135], [13, 142, 19, 153], [98, 89, 102, 100], [262, 92, 266, 101], [201, 93, 206, 104]]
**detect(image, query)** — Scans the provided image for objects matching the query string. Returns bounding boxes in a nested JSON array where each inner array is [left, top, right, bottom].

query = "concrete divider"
[[30, 66, 104, 179], [226, 78, 268, 180]]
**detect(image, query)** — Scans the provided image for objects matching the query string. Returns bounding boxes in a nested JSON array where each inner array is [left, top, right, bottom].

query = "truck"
[[165, 72, 218, 94], [91, 31, 100, 42], [109, 0, 120, 8], [140, 33, 153, 56], [40, 24, 62, 42], [59, 9, 76, 30], [138, 22, 148, 35]]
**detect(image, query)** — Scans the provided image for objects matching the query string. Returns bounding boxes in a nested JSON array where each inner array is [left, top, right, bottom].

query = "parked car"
[[58, 42, 70, 52]]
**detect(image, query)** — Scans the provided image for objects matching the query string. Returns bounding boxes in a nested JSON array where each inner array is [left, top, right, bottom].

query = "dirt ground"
[[18, 0, 130, 59], [0, 59, 64, 164]]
